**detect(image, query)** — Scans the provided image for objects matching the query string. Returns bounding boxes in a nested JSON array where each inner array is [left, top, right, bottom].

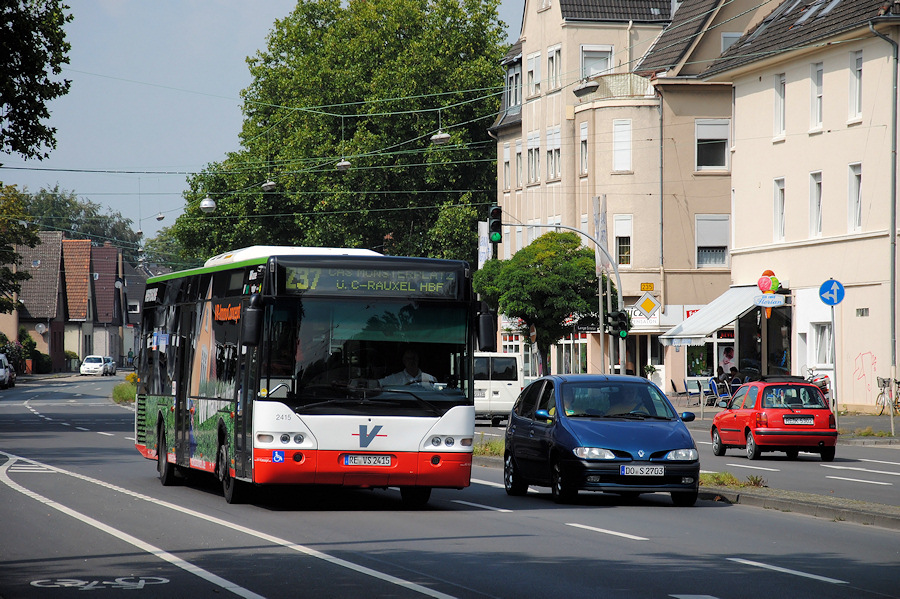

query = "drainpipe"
[[658, 91, 665, 311], [869, 21, 896, 435]]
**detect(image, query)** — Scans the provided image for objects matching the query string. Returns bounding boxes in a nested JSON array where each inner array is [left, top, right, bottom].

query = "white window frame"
[[502, 144, 510, 191], [774, 178, 785, 241], [811, 62, 824, 130], [812, 322, 833, 366], [695, 214, 730, 267], [527, 52, 541, 96], [527, 131, 541, 184], [849, 163, 862, 232], [695, 119, 730, 171], [613, 119, 632, 172], [774, 73, 786, 137], [547, 45, 561, 90], [721, 32, 742, 53], [580, 122, 589, 175], [515, 140, 523, 188], [849, 50, 862, 120], [506, 64, 521, 111], [810, 171, 823, 236], [546, 126, 561, 180], [581, 44, 612, 78], [614, 214, 632, 266]]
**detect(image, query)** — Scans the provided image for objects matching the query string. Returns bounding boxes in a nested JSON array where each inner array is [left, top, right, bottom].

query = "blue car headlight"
[[573, 447, 616, 460], [664, 448, 699, 461]]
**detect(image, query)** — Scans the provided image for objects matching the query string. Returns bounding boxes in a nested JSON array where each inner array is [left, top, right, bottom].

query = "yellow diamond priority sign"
[[634, 292, 660, 319]]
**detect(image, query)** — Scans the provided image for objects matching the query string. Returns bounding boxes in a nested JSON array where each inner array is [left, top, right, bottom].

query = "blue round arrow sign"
[[819, 279, 844, 306]]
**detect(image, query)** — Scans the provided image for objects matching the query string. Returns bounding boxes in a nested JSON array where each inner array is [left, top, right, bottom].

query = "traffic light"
[[604, 311, 616, 333], [613, 311, 630, 339], [488, 205, 502, 245]]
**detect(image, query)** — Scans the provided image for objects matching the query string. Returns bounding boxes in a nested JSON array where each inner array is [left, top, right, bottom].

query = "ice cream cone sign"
[[757, 270, 780, 318]]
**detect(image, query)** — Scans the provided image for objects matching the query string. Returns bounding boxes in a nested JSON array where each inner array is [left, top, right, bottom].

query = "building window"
[[581, 45, 612, 78], [503, 226, 511, 259], [811, 62, 824, 129], [614, 214, 632, 266], [527, 52, 541, 96], [774, 178, 785, 241], [721, 32, 741, 52], [515, 140, 523, 188], [503, 144, 510, 191], [546, 127, 561, 180], [696, 214, 729, 267], [810, 171, 823, 236], [527, 132, 540, 184], [696, 119, 730, 170], [813, 322, 833, 366], [850, 50, 862, 119], [774, 73, 786, 137], [506, 63, 522, 112], [849, 163, 862, 232], [580, 122, 588, 174], [547, 45, 561, 90], [613, 119, 632, 172]]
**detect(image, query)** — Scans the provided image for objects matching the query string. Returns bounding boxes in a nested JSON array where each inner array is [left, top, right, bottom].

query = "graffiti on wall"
[[852, 352, 877, 405]]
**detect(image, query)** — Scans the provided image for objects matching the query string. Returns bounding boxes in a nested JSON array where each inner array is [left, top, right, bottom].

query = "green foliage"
[[173, 0, 506, 263], [23, 186, 141, 263], [18, 327, 36, 359], [113, 381, 137, 404], [0, 0, 72, 160], [0, 186, 40, 313], [473, 232, 600, 374], [700, 471, 767, 488], [33, 352, 51, 374], [473, 433, 504, 457]]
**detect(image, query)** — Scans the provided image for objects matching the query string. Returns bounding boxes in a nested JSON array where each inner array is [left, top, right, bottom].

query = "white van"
[[473, 352, 524, 426]]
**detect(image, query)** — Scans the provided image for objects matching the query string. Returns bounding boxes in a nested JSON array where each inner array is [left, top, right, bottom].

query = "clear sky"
[[0, 1, 521, 241]]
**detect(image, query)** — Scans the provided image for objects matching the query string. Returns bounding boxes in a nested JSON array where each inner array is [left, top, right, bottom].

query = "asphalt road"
[[1, 375, 898, 599]]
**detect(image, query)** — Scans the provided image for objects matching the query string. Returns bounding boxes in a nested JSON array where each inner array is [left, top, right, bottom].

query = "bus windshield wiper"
[[375, 388, 441, 415]]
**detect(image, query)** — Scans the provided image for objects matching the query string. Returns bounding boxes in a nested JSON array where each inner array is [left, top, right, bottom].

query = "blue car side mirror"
[[680, 412, 696, 422]]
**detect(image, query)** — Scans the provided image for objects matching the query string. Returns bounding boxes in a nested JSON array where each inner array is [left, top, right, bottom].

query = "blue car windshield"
[[560, 381, 677, 419]]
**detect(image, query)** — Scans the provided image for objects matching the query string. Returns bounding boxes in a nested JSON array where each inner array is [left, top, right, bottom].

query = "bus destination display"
[[284, 266, 458, 298]]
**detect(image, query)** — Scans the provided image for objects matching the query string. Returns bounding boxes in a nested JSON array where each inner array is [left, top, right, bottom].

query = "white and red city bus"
[[135, 246, 494, 505]]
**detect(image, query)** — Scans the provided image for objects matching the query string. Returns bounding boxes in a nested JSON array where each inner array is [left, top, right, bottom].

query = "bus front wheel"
[[399, 486, 431, 508], [157, 427, 176, 486], [217, 443, 246, 504]]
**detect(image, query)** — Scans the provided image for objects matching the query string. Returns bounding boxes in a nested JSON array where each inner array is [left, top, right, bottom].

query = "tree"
[[0, 184, 40, 313], [173, 0, 505, 263], [0, 1, 73, 162], [24, 185, 142, 263], [473, 232, 602, 375]]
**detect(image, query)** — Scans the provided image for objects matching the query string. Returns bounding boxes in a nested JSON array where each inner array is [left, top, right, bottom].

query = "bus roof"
[[204, 246, 382, 268]]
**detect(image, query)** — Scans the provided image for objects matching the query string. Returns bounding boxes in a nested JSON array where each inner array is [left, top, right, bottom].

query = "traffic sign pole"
[[819, 279, 844, 430]]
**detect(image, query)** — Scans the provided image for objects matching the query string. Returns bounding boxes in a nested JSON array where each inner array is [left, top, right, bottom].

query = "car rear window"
[[761, 385, 827, 408], [85, 357, 102, 364]]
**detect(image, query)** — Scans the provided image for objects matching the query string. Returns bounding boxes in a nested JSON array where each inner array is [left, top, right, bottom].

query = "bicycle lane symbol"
[[31, 576, 169, 590]]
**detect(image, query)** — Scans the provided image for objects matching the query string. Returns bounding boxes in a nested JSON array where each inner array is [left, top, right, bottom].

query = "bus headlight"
[[294, 433, 305, 444], [444, 437, 455, 447], [280, 434, 291, 444], [431, 436, 442, 447]]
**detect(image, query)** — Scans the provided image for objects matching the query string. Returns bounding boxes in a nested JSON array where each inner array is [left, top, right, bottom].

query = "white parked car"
[[0, 353, 14, 388], [80, 355, 105, 376], [102, 356, 116, 375]]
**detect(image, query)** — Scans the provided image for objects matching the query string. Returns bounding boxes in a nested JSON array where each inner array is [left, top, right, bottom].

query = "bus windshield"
[[260, 298, 471, 416]]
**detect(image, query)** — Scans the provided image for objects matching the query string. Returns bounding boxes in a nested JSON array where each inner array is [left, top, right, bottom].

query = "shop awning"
[[659, 286, 758, 346]]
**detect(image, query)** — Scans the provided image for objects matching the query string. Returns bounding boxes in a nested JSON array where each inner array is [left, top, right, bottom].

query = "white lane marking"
[[859, 458, 900, 467], [727, 558, 847, 584], [670, 595, 720, 599], [825, 476, 892, 486], [726, 463, 780, 472], [470, 478, 505, 489], [697, 441, 712, 445], [451, 500, 512, 513], [76, 427, 89, 432], [1, 452, 457, 599], [0, 458, 266, 599], [97, 432, 114, 437], [821, 464, 900, 477], [566, 523, 648, 541]]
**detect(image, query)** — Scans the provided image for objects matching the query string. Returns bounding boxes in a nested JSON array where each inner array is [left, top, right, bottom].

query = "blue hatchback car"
[[504, 374, 700, 506]]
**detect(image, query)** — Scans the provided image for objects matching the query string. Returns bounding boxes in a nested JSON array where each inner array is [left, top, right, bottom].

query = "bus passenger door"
[[175, 307, 194, 466], [234, 345, 258, 478]]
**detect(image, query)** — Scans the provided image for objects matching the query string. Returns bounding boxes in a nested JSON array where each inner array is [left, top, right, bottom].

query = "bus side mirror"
[[477, 303, 496, 352], [242, 294, 263, 347]]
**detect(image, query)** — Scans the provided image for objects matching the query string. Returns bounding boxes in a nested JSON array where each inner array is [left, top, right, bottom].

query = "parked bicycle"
[[875, 377, 900, 416]]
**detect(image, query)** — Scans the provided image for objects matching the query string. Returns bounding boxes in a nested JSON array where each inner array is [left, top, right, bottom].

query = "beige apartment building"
[[699, 2, 900, 411], [490, 0, 765, 391]]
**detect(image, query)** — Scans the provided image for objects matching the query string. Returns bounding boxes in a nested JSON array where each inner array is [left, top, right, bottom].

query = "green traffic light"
[[489, 231, 502, 243], [618, 329, 628, 339]]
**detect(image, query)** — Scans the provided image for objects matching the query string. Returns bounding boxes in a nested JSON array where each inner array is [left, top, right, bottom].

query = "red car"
[[710, 376, 837, 461]]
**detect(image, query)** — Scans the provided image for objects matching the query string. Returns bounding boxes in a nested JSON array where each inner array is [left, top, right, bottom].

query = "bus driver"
[[380, 348, 437, 388]]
